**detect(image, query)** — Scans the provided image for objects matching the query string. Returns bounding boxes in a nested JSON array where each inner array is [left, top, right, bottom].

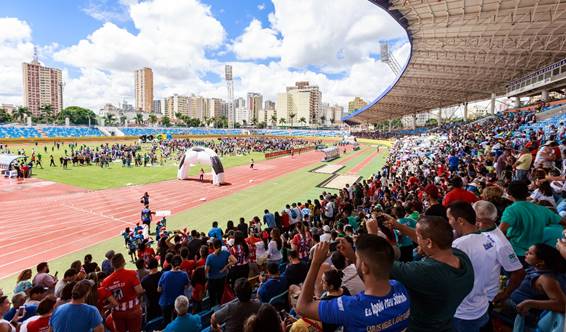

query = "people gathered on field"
[[0, 137, 317, 171], [3, 112, 566, 332]]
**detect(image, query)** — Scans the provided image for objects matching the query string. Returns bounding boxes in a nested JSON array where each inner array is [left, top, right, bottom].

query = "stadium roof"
[[344, 0, 566, 123]]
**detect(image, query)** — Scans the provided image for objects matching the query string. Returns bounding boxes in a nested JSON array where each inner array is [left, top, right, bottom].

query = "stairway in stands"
[[35, 127, 48, 138]]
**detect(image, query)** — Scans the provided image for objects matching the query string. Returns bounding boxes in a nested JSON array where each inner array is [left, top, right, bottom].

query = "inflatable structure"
[[177, 146, 225, 186]]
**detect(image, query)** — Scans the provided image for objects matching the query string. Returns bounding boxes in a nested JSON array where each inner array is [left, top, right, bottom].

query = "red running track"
[[0, 150, 330, 279]]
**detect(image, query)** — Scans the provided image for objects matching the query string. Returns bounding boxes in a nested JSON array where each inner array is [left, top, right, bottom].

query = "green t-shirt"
[[501, 201, 561, 256], [397, 217, 417, 247], [391, 248, 474, 332], [543, 224, 564, 247], [347, 215, 360, 231]]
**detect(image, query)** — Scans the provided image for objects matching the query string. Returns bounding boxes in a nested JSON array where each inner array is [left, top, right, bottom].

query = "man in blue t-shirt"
[[263, 209, 276, 229], [296, 234, 410, 332], [208, 221, 223, 241], [206, 239, 234, 306], [258, 263, 287, 303], [50, 280, 104, 332], [158, 255, 190, 324], [448, 152, 459, 172]]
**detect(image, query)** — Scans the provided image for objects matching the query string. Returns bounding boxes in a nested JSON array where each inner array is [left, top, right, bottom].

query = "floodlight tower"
[[225, 65, 235, 128], [380, 42, 402, 76]]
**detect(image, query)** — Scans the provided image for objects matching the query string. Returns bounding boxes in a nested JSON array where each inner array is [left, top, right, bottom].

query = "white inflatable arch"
[[177, 146, 225, 186]]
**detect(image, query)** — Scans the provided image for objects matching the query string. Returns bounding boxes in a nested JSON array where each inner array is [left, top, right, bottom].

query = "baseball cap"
[[322, 225, 331, 233]]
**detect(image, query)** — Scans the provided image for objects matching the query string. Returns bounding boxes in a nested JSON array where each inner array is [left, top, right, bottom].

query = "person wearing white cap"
[[320, 225, 332, 243]]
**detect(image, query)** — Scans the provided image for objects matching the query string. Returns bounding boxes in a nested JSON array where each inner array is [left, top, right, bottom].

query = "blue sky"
[[0, 0, 409, 111]]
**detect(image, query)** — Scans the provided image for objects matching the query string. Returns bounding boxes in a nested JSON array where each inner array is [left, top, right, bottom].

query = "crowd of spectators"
[[2, 111, 566, 331]]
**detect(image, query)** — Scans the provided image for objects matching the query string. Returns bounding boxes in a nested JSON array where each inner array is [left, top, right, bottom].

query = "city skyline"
[[0, 0, 409, 114]]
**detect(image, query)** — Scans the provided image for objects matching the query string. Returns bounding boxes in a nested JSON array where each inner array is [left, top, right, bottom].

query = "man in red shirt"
[[25, 295, 56, 332], [100, 253, 145, 332], [442, 176, 478, 207]]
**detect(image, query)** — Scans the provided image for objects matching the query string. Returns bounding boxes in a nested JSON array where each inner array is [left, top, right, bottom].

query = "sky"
[[0, 0, 410, 112]]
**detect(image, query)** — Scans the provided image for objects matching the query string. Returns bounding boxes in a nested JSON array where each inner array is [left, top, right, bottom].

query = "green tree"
[[120, 116, 127, 126], [40, 104, 54, 124], [319, 115, 326, 126], [135, 113, 144, 125], [0, 109, 12, 123], [271, 114, 277, 127], [14, 106, 31, 123], [104, 113, 116, 126], [57, 106, 97, 125], [161, 116, 171, 127], [299, 117, 307, 126], [148, 114, 157, 126], [289, 113, 296, 126], [258, 121, 267, 129], [425, 118, 438, 126], [214, 116, 228, 128], [279, 117, 286, 126]]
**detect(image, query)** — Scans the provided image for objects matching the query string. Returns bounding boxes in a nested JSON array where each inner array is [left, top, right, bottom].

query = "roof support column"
[[490, 93, 496, 115], [437, 108, 442, 127], [412, 114, 417, 129], [514, 96, 521, 108], [388, 119, 392, 132], [463, 102, 469, 122], [542, 89, 549, 102]]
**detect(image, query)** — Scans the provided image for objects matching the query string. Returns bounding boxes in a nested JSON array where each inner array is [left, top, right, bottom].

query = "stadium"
[[1, 0, 566, 332]]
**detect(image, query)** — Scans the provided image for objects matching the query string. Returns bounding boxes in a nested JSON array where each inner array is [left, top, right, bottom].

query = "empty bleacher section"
[[0, 126, 42, 139], [518, 112, 566, 137], [42, 126, 104, 138]]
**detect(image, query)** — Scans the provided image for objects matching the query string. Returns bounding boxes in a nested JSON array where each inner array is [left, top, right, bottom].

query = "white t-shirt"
[[482, 227, 523, 300], [267, 240, 282, 261], [452, 232, 496, 320], [340, 264, 365, 296], [319, 233, 332, 243]]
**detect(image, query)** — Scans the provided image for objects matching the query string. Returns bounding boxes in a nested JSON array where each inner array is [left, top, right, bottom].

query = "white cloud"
[[231, 19, 281, 60], [0, 18, 34, 105], [257, 3, 266, 10], [0, 0, 410, 113], [82, 0, 132, 22]]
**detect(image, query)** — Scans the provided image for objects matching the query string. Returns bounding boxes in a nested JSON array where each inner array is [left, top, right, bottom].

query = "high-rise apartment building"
[[348, 97, 367, 113], [207, 98, 224, 119], [275, 81, 321, 126], [164, 94, 189, 119], [22, 55, 63, 116], [135, 67, 153, 113], [247, 92, 263, 122], [152, 100, 161, 114], [187, 95, 206, 120]]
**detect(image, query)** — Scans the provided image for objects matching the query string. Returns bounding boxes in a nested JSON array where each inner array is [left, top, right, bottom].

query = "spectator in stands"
[[258, 262, 287, 303], [208, 221, 223, 241], [49, 280, 104, 332], [243, 303, 283, 332], [206, 239, 236, 306], [291, 223, 313, 262], [158, 255, 190, 324], [297, 236, 410, 331], [187, 231, 204, 260], [442, 176, 478, 207], [101, 250, 115, 276], [447, 201, 496, 331], [510, 244, 566, 319], [211, 278, 261, 332], [319, 269, 348, 332], [161, 295, 201, 332], [513, 147, 533, 181], [263, 209, 276, 229], [228, 231, 250, 287], [500, 181, 563, 264], [141, 257, 162, 322], [384, 215, 474, 331], [4, 292, 36, 323], [266, 228, 283, 265], [330, 250, 364, 296], [0, 294, 27, 332], [83, 254, 99, 274], [100, 253, 144, 332], [22, 295, 57, 332], [283, 249, 309, 286], [136, 258, 149, 282], [237, 218, 248, 236], [54, 269, 77, 299], [32, 263, 57, 291], [14, 269, 33, 295]]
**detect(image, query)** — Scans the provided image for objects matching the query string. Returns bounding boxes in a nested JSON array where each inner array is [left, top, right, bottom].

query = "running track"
[[0, 146, 369, 279]]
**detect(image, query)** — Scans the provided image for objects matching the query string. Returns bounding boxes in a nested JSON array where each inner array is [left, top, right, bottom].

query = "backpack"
[[290, 209, 298, 219]]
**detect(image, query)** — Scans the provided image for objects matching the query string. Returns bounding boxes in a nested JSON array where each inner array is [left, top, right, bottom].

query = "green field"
[[0, 141, 388, 294], [5, 140, 265, 190]]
